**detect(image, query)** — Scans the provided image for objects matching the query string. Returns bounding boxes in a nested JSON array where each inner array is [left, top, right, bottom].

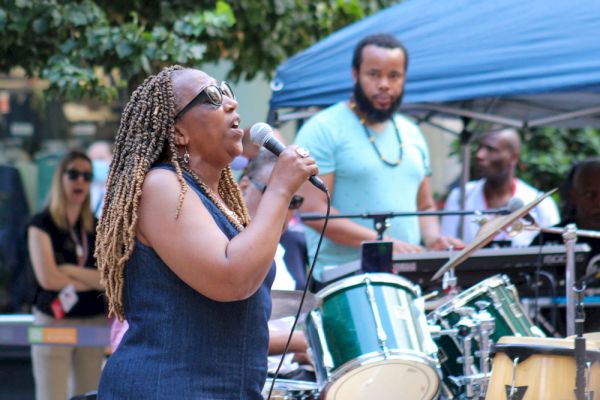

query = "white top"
[[268, 244, 299, 374], [441, 178, 560, 247]]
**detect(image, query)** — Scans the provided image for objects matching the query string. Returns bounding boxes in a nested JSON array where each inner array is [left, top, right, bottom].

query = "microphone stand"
[[574, 282, 588, 400], [301, 208, 514, 240]]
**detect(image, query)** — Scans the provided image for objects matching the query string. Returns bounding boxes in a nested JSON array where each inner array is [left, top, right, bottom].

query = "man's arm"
[[299, 173, 422, 253], [417, 177, 464, 250]]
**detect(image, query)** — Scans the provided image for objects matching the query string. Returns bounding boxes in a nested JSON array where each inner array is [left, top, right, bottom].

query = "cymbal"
[[270, 290, 321, 320], [431, 189, 557, 281]]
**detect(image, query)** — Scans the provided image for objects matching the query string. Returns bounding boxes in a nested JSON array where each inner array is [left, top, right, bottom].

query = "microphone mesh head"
[[507, 197, 524, 212], [249, 122, 273, 146]]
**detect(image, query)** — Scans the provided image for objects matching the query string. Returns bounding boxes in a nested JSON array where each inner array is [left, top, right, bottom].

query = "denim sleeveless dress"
[[98, 164, 275, 399]]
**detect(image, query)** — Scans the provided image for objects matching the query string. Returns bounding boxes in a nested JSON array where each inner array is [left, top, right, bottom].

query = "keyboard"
[[321, 244, 591, 289]]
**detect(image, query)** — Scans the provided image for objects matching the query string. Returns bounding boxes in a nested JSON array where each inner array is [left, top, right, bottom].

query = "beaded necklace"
[[180, 163, 245, 231], [350, 101, 403, 167]]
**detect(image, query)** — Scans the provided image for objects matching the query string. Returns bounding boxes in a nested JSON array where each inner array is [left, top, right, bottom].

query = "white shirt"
[[268, 244, 299, 374], [441, 178, 560, 247]]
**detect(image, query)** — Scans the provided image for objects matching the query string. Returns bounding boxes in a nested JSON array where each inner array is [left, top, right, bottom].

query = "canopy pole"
[[458, 118, 473, 240]]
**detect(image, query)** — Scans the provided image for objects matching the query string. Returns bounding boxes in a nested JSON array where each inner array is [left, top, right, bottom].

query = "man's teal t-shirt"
[[295, 101, 431, 280]]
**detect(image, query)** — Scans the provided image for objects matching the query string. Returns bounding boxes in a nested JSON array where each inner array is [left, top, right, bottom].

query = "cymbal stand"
[[574, 283, 592, 400], [563, 224, 578, 336]]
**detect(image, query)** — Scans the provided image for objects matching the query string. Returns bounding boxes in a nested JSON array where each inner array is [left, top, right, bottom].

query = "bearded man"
[[295, 33, 462, 285]]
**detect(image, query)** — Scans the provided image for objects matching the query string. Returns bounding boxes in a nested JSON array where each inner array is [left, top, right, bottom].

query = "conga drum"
[[486, 336, 600, 399]]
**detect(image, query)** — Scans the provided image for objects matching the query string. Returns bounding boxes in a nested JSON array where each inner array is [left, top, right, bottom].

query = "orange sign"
[[43, 327, 78, 345]]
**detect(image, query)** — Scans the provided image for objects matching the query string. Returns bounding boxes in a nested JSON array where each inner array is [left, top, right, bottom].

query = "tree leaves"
[[519, 127, 600, 194], [0, 0, 397, 101]]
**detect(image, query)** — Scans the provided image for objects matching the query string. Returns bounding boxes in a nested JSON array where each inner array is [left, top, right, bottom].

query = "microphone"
[[474, 197, 533, 227], [249, 122, 328, 193], [506, 197, 536, 223]]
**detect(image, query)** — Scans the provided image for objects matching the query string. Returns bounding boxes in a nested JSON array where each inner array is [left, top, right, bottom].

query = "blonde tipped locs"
[[95, 65, 251, 320], [96, 65, 188, 320]]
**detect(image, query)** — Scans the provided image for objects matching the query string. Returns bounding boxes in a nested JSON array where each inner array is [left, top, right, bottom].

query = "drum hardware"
[[505, 356, 527, 400], [443, 267, 459, 296], [428, 325, 460, 339], [262, 378, 320, 400], [456, 313, 479, 399], [449, 304, 496, 399], [306, 310, 335, 381], [363, 277, 390, 354], [473, 302, 496, 396], [574, 283, 593, 400]]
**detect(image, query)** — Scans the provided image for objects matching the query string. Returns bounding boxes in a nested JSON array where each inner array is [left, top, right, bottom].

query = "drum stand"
[[446, 304, 496, 399], [574, 283, 593, 400]]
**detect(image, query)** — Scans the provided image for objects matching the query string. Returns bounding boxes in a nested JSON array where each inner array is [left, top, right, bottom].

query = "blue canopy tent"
[[268, 0, 600, 129]]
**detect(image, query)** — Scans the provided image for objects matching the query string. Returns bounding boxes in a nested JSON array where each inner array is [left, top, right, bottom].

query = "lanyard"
[[66, 217, 88, 267]]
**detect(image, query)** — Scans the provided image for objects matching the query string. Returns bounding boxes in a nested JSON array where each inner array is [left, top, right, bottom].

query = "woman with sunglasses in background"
[[96, 66, 317, 398], [27, 150, 106, 400]]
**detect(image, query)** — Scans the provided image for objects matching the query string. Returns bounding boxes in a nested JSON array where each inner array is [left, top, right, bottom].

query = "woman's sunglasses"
[[174, 81, 235, 121], [248, 177, 304, 210], [64, 169, 93, 182]]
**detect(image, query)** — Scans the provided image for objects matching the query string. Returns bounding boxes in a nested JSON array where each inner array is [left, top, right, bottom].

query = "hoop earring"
[[183, 146, 190, 165]]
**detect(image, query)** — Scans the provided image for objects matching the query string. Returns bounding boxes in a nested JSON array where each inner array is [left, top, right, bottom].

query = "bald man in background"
[[441, 128, 559, 247]]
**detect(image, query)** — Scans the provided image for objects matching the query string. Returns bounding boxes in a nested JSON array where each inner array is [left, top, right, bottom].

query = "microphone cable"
[[267, 188, 331, 400]]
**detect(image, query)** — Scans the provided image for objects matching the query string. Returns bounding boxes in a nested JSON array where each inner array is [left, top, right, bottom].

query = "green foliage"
[[519, 127, 600, 193], [0, 0, 396, 102]]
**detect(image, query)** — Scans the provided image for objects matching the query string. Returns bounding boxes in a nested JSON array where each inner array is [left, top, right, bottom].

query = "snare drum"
[[486, 336, 600, 399], [262, 379, 320, 399], [304, 273, 440, 400], [427, 274, 545, 396]]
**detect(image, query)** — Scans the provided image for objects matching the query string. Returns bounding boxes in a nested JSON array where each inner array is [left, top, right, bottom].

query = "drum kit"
[[265, 193, 600, 400]]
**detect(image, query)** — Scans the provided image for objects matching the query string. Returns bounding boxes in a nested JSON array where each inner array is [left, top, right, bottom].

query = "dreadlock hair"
[[96, 65, 250, 320]]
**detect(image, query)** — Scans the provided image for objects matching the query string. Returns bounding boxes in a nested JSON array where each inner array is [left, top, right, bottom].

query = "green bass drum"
[[304, 273, 441, 400]]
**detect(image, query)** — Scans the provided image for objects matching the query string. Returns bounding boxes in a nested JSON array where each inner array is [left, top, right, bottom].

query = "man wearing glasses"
[[239, 149, 314, 382]]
